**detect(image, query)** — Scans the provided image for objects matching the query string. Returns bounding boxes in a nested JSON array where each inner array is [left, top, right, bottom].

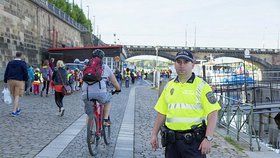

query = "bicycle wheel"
[[103, 117, 111, 145], [87, 117, 98, 156]]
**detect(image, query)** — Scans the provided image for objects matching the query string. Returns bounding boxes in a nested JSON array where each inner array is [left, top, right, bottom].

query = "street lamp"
[[113, 33, 117, 45], [155, 46, 159, 70], [86, 5, 89, 20], [93, 16, 96, 34], [154, 46, 160, 88], [244, 49, 251, 103]]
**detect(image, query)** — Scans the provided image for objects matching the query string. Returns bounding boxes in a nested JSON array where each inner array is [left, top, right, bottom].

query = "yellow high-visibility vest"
[[154, 74, 221, 131]]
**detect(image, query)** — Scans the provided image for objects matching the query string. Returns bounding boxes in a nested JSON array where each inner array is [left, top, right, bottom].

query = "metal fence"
[[217, 95, 261, 151]]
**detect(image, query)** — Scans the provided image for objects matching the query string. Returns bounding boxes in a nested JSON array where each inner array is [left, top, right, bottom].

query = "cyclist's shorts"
[[82, 92, 112, 115]]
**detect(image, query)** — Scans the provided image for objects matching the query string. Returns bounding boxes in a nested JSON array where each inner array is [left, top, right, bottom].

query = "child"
[[74, 69, 81, 91], [67, 70, 75, 92], [33, 68, 42, 95]]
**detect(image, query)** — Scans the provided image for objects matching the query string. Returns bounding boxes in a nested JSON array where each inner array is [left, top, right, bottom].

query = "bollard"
[[249, 103, 253, 151], [226, 101, 231, 135], [237, 102, 241, 141]]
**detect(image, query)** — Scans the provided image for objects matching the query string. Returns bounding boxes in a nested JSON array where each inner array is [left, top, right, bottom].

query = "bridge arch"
[[212, 54, 272, 69], [126, 50, 175, 61]]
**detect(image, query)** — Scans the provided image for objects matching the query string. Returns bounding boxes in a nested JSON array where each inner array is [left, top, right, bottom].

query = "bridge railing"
[[217, 95, 261, 151], [124, 45, 278, 53]]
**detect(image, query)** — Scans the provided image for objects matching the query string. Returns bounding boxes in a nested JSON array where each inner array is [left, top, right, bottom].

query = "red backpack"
[[83, 57, 103, 84]]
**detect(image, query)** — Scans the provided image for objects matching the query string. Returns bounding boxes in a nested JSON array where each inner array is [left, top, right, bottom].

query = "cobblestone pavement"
[[134, 86, 249, 158], [0, 80, 250, 158], [0, 90, 85, 158]]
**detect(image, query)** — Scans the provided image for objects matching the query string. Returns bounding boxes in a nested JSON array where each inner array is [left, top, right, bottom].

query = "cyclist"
[[82, 49, 121, 126]]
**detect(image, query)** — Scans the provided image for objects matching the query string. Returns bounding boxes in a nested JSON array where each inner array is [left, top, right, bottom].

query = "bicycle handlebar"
[[111, 89, 121, 95]]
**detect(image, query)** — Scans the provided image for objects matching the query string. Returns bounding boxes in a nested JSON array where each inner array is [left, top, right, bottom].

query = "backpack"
[[41, 68, 49, 80], [34, 73, 40, 81], [83, 57, 103, 84]]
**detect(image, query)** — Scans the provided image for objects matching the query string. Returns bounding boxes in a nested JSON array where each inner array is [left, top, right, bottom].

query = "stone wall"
[[0, 0, 87, 80]]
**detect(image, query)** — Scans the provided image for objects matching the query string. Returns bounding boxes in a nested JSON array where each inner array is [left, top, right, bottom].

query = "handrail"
[[30, 0, 88, 32], [217, 95, 261, 151]]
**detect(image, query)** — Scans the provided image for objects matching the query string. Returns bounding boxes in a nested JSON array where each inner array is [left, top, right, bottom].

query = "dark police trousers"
[[165, 137, 206, 158], [162, 127, 206, 158]]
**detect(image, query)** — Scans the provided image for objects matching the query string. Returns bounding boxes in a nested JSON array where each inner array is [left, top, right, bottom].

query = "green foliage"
[[47, 0, 92, 32], [224, 136, 244, 152]]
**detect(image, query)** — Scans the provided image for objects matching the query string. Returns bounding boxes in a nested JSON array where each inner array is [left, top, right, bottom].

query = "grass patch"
[[212, 144, 219, 148], [224, 136, 244, 152], [151, 87, 159, 90]]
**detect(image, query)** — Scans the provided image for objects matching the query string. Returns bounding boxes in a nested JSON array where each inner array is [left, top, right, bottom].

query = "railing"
[[217, 95, 261, 151], [124, 45, 277, 53], [31, 0, 88, 32]]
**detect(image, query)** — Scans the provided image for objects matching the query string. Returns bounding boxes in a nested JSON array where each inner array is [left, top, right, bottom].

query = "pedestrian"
[[25, 64, 34, 95], [115, 69, 122, 87], [150, 50, 221, 158], [131, 70, 136, 84], [49, 58, 55, 71], [73, 68, 81, 91], [40, 60, 53, 97], [125, 68, 130, 88], [4, 52, 28, 116], [51, 60, 67, 116], [33, 68, 42, 95]]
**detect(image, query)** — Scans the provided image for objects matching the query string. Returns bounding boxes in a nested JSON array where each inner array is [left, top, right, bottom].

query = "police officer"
[[150, 50, 221, 158]]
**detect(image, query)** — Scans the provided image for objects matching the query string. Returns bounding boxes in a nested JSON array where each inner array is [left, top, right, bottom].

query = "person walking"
[[150, 51, 221, 158], [40, 60, 53, 97], [25, 64, 34, 95], [33, 68, 42, 95], [115, 69, 122, 87], [52, 60, 67, 116], [49, 58, 55, 71], [125, 68, 130, 88], [4, 52, 28, 116]]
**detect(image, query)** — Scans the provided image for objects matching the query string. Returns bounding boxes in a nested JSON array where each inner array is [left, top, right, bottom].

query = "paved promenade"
[[1, 80, 276, 157]]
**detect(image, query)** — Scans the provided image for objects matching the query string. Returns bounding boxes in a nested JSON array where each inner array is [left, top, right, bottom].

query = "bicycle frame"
[[91, 100, 104, 137]]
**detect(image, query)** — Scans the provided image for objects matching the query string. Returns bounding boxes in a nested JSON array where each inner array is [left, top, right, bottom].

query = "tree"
[[48, 0, 92, 32]]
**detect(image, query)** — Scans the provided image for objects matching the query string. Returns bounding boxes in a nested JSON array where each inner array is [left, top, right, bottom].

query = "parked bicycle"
[[87, 90, 120, 156]]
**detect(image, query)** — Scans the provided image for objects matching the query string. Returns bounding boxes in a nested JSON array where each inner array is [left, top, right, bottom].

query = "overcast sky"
[[75, 0, 280, 49]]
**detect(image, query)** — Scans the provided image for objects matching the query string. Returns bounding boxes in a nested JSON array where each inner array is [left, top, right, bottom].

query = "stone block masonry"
[[0, 0, 88, 80]]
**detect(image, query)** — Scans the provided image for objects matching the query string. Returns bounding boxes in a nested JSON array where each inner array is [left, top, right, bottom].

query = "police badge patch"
[[206, 92, 217, 104]]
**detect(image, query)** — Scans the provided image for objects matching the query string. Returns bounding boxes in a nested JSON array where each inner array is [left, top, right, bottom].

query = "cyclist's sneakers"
[[60, 107, 65, 116], [16, 108, 21, 115], [103, 119, 111, 126], [11, 112, 18, 117]]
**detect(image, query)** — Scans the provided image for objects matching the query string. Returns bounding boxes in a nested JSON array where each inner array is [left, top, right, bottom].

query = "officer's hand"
[[198, 139, 212, 155], [150, 135, 159, 151]]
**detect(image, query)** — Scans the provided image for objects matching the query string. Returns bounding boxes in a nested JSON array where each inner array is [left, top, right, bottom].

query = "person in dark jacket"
[[51, 60, 67, 116], [4, 52, 28, 116], [40, 60, 53, 97]]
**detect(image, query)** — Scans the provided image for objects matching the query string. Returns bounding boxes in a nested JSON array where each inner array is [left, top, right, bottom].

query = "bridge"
[[123, 45, 280, 69]]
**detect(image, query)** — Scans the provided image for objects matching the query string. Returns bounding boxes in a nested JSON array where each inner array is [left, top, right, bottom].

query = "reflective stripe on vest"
[[168, 103, 202, 110], [195, 81, 206, 105], [166, 117, 206, 124]]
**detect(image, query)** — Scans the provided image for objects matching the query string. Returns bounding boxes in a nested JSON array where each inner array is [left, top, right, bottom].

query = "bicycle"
[[87, 90, 120, 156]]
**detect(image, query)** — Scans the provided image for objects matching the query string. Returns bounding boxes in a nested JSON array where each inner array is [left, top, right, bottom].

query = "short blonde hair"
[[56, 60, 65, 68]]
